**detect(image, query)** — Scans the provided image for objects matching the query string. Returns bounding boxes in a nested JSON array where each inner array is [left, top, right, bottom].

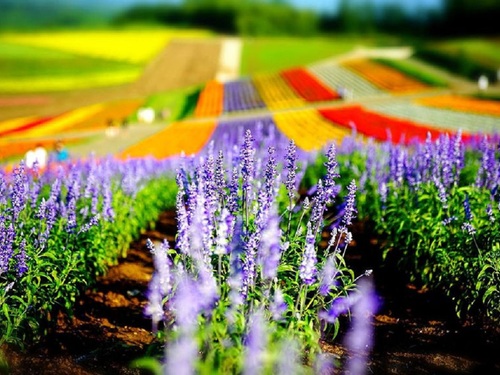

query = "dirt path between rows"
[[3, 212, 499, 375], [0, 38, 222, 122]]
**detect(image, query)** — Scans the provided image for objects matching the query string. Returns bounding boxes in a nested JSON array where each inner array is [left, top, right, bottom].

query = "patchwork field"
[[1, 29, 500, 375]]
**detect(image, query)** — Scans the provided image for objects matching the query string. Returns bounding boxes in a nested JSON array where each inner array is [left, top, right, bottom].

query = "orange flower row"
[[273, 109, 350, 151], [416, 95, 500, 117], [194, 80, 224, 118], [343, 60, 428, 93], [120, 120, 216, 159]]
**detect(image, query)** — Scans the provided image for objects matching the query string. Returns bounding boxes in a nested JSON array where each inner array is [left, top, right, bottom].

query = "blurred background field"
[[0, 0, 499, 165]]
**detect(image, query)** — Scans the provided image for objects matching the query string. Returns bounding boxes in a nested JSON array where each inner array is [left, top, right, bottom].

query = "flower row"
[[343, 59, 429, 93], [195, 68, 344, 116], [280, 67, 340, 102], [0, 99, 142, 143], [416, 95, 500, 117], [318, 105, 469, 144]]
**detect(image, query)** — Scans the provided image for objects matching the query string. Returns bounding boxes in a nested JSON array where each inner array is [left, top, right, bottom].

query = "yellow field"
[[0, 29, 211, 64], [0, 70, 140, 93], [273, 109, 350, 151]]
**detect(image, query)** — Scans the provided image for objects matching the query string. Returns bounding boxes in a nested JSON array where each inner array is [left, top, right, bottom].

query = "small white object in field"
[[478, 75, 489, 91], [138, 107, 156, 124]]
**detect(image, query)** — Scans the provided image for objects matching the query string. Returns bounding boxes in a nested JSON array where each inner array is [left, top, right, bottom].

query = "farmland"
[[1, 26, 500, 375]]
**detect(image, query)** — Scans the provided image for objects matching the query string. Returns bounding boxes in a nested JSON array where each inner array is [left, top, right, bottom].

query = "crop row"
[[318, 105, 466, 144], [0, 157, 180, 346], [280, 67, 340, 102], [2, 122, 498, 373], [0, 100, 142, 161], [342, 59, 429, 93], [194, 80, 224, 117], [0, 29, 209, 64], [308, 63, 383, 99], [120, 120, 216, 159], [416, 94, 500, 117], [365, 100, 500, 134]]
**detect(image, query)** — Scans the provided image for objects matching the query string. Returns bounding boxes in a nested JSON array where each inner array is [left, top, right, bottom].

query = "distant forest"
[[0, 0, 499, 37]]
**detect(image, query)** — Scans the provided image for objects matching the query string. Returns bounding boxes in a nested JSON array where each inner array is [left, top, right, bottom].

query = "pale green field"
[[240, 35, 396, 75]]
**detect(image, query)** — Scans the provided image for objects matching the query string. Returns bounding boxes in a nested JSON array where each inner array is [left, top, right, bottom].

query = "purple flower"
[[242, 232, 259, 298], [175, 190, 190, 255], [285, 140, 298, 209], [165, 335, 198, 375], [299, 222, 318, 285], [314, 353, 335, 375], [101, 179, 114, 221], [0, 222, 15, 275], [433, 176, 448, 209], [270, 288, 287, 322], [214, 208, 233, 256], [310, 180, 326, 233], [0, 170, 7, 206], [240, 129, 255, 201], [339, 180, 357, 233], [145, 239, 173, 331], [486, 203, 495, 223], [243, 309, 268, 375], [227, 166, 241, 215], [78, 214, 101, 234], [10, 162, 28, 222], [15, 239, 28, 277], [258, 212, 282, 280], [343, 278, 379, 375], [324, 144, 340, 205], [319, 255, 338, 296]]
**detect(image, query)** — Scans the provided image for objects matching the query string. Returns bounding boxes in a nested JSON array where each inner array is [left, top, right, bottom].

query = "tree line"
[[0, 0, 498, 37]]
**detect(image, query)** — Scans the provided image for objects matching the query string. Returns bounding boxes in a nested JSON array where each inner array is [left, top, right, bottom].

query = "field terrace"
[[120, 54, 499, 159]]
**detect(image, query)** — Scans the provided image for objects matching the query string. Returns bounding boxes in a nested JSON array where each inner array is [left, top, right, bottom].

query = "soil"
[[2, 212, 500, 375]]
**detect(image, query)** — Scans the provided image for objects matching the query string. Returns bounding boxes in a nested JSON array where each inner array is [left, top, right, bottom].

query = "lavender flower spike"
[[339, 179, 357, 233], [285, 140, 298, 210], [299, 222, 318, 285]]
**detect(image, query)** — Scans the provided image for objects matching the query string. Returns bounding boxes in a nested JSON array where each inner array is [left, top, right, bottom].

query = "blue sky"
[[285, 0, 443, 14]]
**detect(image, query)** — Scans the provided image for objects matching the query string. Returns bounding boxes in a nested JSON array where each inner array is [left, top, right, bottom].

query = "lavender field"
[[1, 122, 499, 374]]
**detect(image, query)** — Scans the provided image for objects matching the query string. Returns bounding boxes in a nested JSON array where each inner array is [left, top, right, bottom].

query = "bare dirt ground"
[[2, 213, 499, 375], [0, 38, 222, 122]]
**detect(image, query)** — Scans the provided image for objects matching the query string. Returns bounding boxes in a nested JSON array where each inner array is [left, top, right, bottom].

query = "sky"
[[79, 0, 444, 15], [287, 0, 443, 14]]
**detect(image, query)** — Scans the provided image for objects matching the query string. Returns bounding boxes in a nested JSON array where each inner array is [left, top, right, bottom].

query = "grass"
[[373, 57, 449, 87], [240, 35, 392, 75], [416, 37, 500, 82], [139, 85, 202, 122], [430, 38, 500, 69]]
